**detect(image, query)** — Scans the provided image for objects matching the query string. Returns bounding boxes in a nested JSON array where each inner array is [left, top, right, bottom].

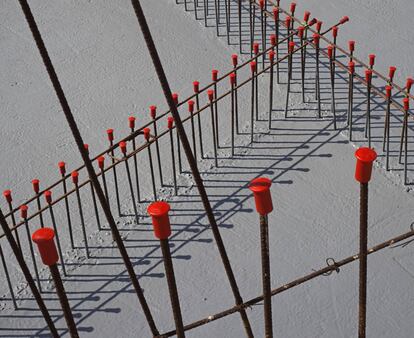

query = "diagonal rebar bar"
[[17, 0, 159, 335], [128, 0, 254, 336]]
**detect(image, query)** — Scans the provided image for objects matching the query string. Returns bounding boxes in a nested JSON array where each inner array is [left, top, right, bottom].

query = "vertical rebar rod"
[[35, 195, 45, 228], [359, 182, 368, 338], [231, 79, 235, 157], [128, 1, 254, 335], [203, 0, 208, 26], [160, 239, 185, 338], [209, 97, 218, 167], [49, 264, 79, 338], [238, 0, 242, 53], [329, 49, 337, 130], [383, 95, 392, 171], [48, 202, 67, 276], [275, 6, 280, 84], [90, 181, 102, 231], [74, 182, 90, 259], [233, 64, 240, 134], [61, 175, 75, 249], [7, 201, 22, 250], [268, 53, 274, 130], [365, 80, 372, 148], [122, 149, 140, 224], [109, 138, 122, 217], [130, 126, 142, 202], [224, 0, 230, 44], [284, 47, 293, 118], [147, 139, 158, 201], [261, 7, 265, 68], [24, 217, 42, 292], [0, 209, 58, 336], [190, 105, 197, 161], [214, 82, 220, 148], [152, 115, 165, 186], [348, 73, 354, 140], [195, 92, 205, 158], [169, 127, 178, 196], [300, 34, 305, 103], [214, 0, 219, 35], [315, 43, 321, 118], [251, 65, 256, 143], [260, 214, 272, 338], [404, 115, 409, 185], [0, 243, 18, 309], [249, 1, 253, 57]]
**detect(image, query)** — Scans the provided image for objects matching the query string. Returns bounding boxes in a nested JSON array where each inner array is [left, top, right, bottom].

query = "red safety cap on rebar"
[[84, 144, 89, 154], [259, 0, 265, 10], [150, 105, 157, 119], [303, 11, 310, 23], [365, 69, 372, 83], [107, 129, 114, 142], [143, 127, 150, 141], [212, 69, 219, 82], [3, 190, 12, 203], [348, 61, 355, 74], [58, 161, 66, 175], [253, 42, 259, 55], [406, 78, 414, 93], [249, 177, 273, 215], [308, 18, 317, 27], [270, 34, 277, 46], [285, 16, 291, 28], [120, 141, 127, 154], [98, 156, 105, 169], [268, 50, 275, 62], [389, 66, 396, 81], [129, 116, 136, 129], [403, 97, 410, 111], [297, 26, 304, 38], [313, 33, 320, 46], [188, 100, 195, 113], [340, 16, 349, 24], [332, 26, 338, 38], [230, 72, 237, 85], [32, 179, 40, 193], [32, 227, 59, 266], [369, 54, 375, 67], [193, 81, 200, 93], [316, 20, 322, 32], [273, 7, 279, 20], [44, 190, 52, 204], [355, 147, 377, 183], [289, 41, 295, 53], [147, 201, 171, 240], [231, 54, 238, 66], [348, 40, 355, 52], [172, 93, 179, 105], [327, 45, 334, 59], [290, 2, 296, 14], [168, 116, 174, 129], [71, 171, 79, 185], [207, 89, 214, 101], [20, 205, 28, 219], [250, 61, 257, 73], [386, 85, 392, 98]]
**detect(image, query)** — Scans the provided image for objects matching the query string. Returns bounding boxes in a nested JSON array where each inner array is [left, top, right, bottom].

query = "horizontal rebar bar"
[[158, 226, 414, 337]]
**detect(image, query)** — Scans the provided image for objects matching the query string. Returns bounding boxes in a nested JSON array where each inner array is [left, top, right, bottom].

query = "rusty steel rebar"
[[158, 221, 414, 338], [128, 0, 254, 335], [0, 243, 17, 309], [18, 2, 160, 334], [359, 182, 368, 338], [161, 238, 185, 338], [0, 209, 58, 336], [59, 162, 75, 249]]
